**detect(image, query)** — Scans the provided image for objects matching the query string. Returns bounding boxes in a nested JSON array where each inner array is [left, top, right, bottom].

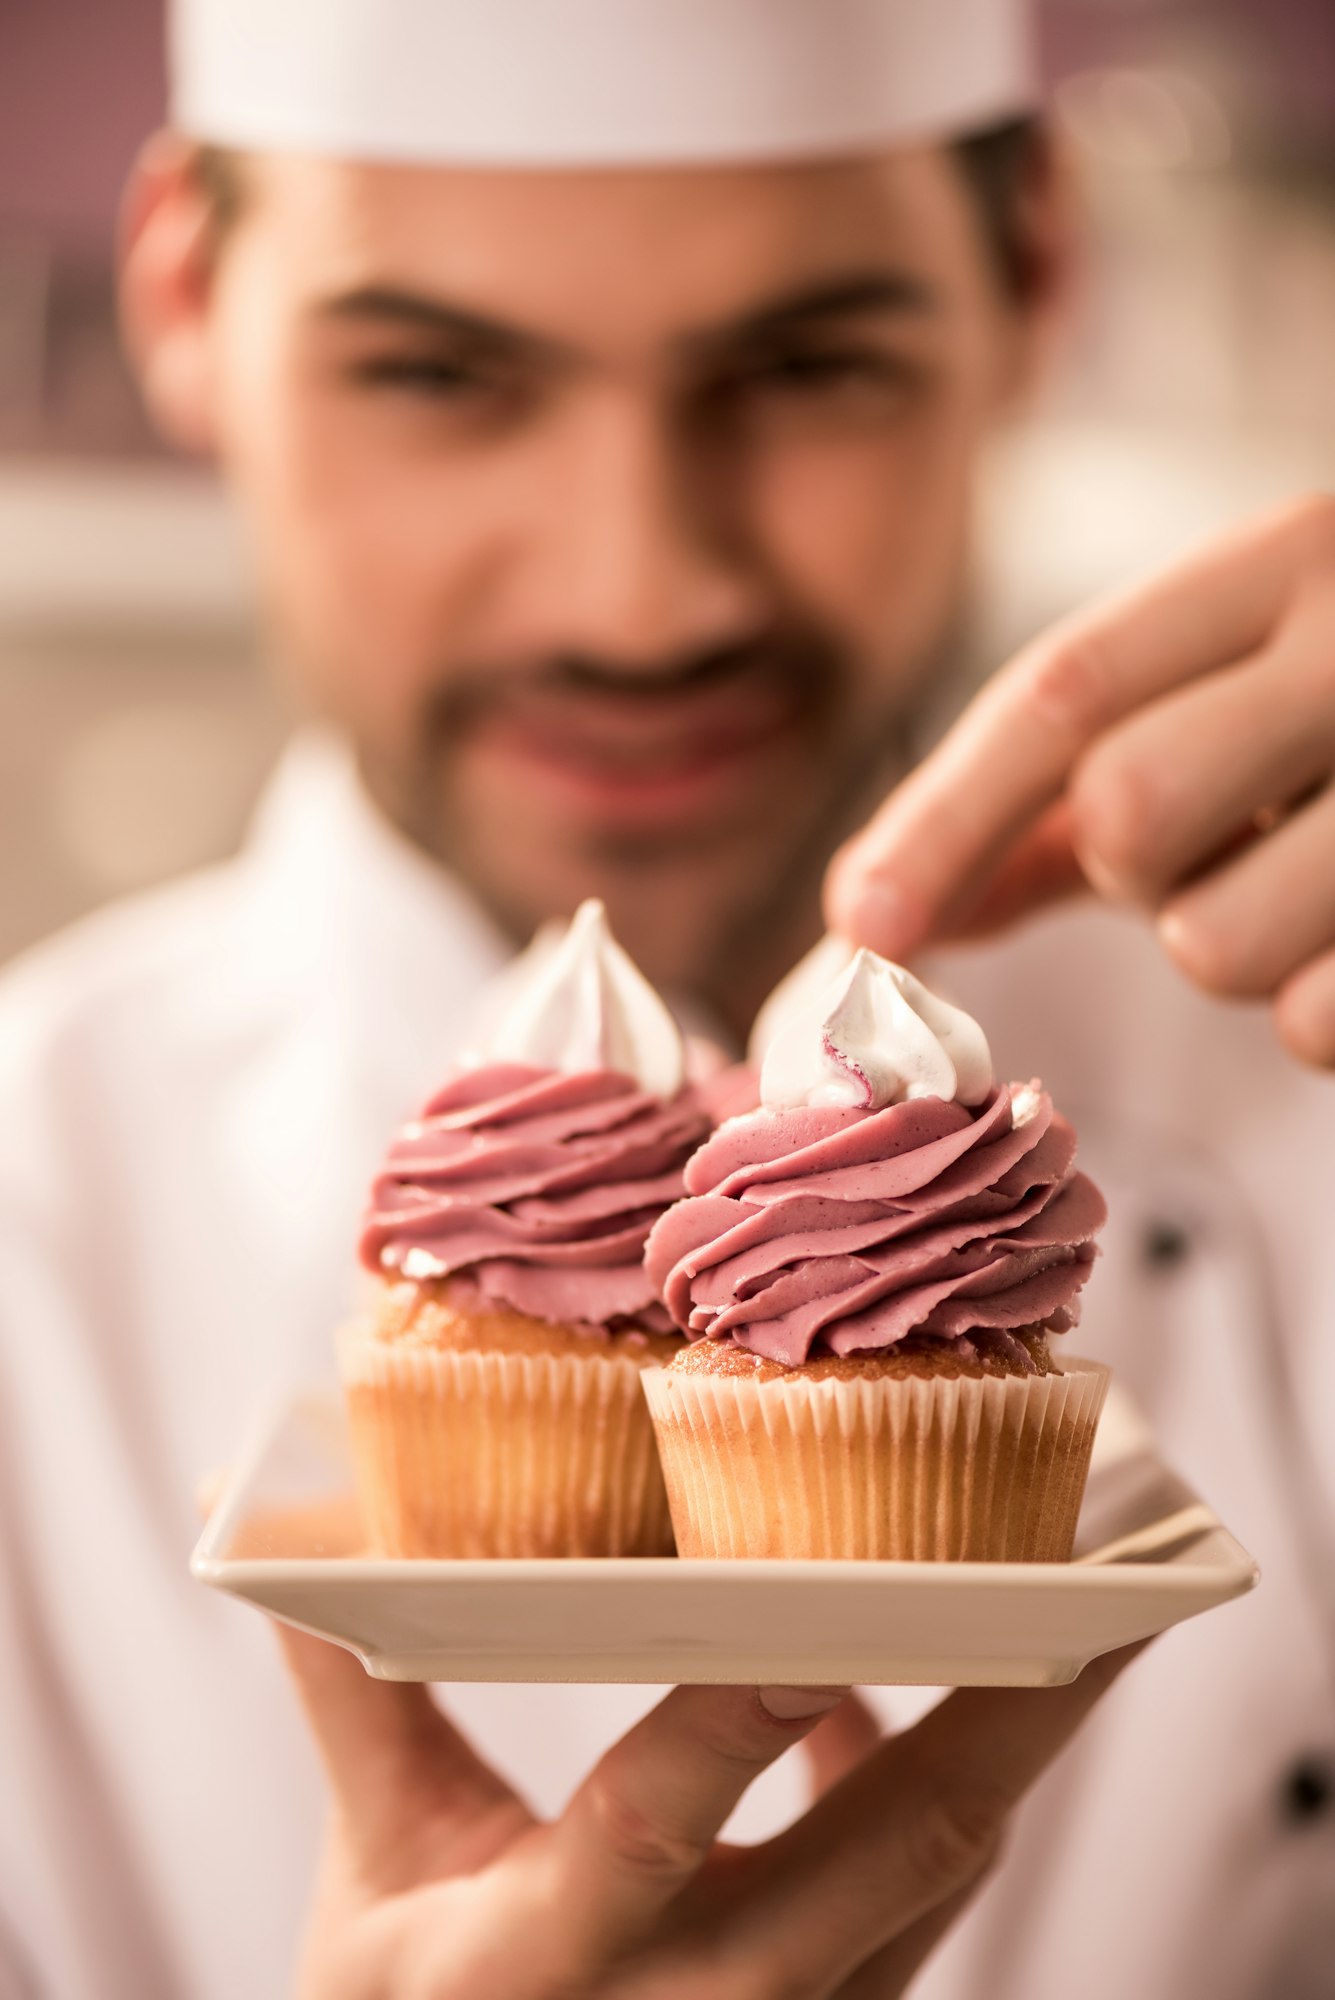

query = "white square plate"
[[191, 1382, 1257, 1687]]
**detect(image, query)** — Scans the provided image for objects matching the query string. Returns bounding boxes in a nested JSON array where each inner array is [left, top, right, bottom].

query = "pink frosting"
[[643, 1082, 1105, 1368], [361, 1062, 710, 1334]]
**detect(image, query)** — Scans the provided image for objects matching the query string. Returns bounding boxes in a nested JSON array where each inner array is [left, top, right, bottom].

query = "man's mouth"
[[466, 671, 815, 825]]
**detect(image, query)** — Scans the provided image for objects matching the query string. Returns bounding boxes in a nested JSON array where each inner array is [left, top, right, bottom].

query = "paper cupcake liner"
[[641, 1358, 1110, 1561], [338, 1323, 676, 1558]]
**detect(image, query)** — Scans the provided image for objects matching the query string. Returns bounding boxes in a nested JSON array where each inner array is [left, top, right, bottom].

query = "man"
[[2, 0, 1333, 1994]]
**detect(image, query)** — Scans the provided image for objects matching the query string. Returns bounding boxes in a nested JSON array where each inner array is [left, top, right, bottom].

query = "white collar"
[[228, 731, 514, 1108]]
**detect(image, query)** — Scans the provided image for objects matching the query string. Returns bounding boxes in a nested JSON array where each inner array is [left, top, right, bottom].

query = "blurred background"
[[2, 0, 1333, 965]]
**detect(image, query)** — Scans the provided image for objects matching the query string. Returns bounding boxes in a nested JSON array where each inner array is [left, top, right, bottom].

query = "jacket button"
[[1279, 1755, 1333, 1826], [1142, 1218, 1191, 1269]]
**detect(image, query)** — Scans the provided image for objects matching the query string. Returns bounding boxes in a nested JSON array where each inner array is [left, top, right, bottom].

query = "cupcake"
[[341, 900, 709, 1557], [642, 947, 1109, 1561]]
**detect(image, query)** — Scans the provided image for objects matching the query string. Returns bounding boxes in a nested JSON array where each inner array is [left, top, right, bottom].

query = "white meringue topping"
[[759, 946, 993, 1112], [478, 899, 685, 1099], [746, 931, 855, 1069]]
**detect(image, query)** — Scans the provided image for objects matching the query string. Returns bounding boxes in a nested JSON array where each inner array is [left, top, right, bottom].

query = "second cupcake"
[[643, 947, 1110, 1562]]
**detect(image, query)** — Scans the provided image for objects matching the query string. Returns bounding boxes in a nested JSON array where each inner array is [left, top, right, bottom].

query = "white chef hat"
[[170, 0, 1039, 170]]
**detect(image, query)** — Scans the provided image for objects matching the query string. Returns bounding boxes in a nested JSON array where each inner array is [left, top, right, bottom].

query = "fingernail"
[[758, 1685, 848, 1721], [836, 878, 919, 959]]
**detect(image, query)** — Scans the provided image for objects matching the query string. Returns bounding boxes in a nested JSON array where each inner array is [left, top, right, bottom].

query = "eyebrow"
[[312, 286, 570, 366], [311, 266, 940, 365], [706, 271, 941, 348]]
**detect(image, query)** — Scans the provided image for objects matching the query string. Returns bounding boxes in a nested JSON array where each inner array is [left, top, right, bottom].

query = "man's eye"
[[734, 351, 914, 401], [755, 352, 903, 390], [349, 355, 490, 399]]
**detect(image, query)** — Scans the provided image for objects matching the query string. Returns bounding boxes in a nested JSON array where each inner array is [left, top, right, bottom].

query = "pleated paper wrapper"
[[641, 1358, 1111, 1561], [338, 1323, 675, 1558]]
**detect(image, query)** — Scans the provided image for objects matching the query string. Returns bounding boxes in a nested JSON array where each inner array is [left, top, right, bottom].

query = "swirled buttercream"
[[362, 1064, 710, 1330], [645, 1074, 1105, 1368]]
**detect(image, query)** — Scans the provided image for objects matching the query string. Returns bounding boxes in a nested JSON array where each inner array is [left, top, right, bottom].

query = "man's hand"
[[281, 1625, 1137, 1999], [826, 493, 1335, 1068]]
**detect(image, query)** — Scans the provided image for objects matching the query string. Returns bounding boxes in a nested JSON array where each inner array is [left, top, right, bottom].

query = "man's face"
[[177, 147, 1036, 1014]]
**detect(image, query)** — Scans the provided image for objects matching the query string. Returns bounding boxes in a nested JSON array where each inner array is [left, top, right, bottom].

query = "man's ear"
[[118, 131, 223, 455]]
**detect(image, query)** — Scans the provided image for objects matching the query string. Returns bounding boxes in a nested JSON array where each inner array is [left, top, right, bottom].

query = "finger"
[[802, 1690, 884, 1800], [1158, 784, 1335, 1000], [834, 1867, 997, 1999], [929, 799, 1088, 943], [1065, 605, 1335, 910], [740, 1644, 1140, 1993], [275, 1622, 519, 1886], [1275, 941, 1335, 1067], [554, 1683, 846, 1951], [826, 495, 1335, 956]]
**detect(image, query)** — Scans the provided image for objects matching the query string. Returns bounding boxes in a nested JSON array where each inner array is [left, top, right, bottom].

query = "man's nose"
[[522, 396, 766, 672]]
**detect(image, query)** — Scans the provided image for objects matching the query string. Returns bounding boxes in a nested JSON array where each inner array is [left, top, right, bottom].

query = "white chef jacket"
[[0, 733, 1332, 2000]]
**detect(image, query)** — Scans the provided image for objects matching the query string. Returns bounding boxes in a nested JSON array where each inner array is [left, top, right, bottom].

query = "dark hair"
[[192, 117, 1045, 295], [953, 115, 1045, 296], [192, 144, 247, 237]]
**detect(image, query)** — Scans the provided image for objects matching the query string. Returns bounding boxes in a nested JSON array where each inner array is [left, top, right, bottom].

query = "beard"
[[354, 615, 954, 1030]]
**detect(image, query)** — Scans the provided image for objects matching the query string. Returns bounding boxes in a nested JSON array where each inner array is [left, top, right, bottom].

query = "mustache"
[[422, 630, 848, 736]]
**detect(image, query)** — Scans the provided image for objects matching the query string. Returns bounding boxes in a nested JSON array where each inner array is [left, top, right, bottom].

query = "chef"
[[2, 0, 1333, 1995]]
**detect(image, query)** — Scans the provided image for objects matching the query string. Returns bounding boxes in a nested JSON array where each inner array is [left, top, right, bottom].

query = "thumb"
[[276, 1623, 517, 1884]]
